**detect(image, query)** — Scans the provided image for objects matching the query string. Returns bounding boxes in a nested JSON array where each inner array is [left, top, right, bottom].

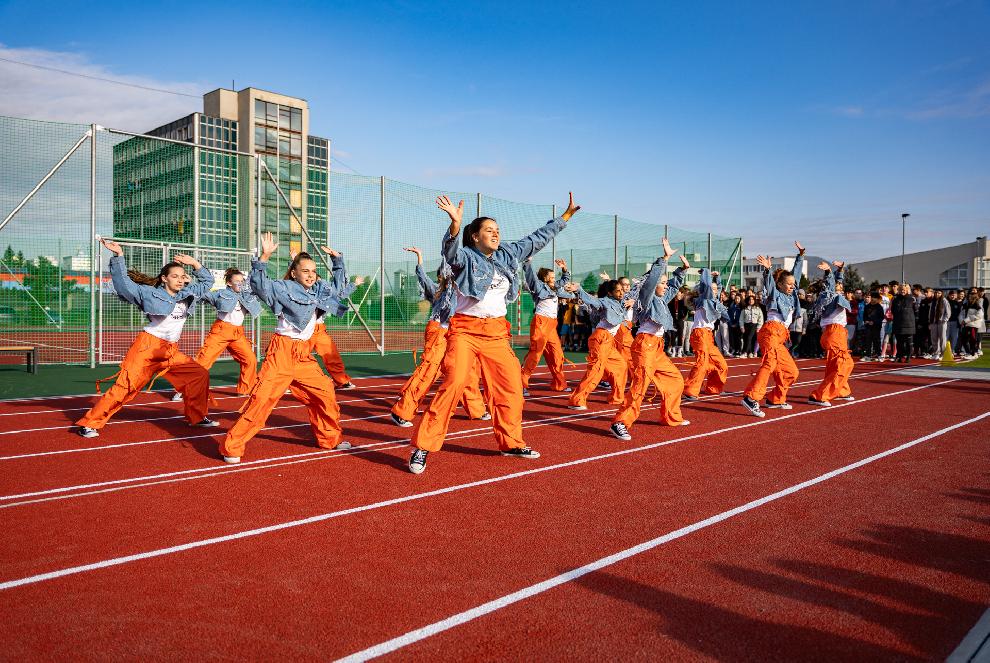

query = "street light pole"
[[901, 213, 910, 283]]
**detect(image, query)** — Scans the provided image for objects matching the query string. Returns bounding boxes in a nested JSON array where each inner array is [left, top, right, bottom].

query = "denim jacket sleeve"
[[177, 265, 215, 301], [503, 216, 568, 263], [697, 268, 715, 301], [573, 285, 605, 313], [415, 263, 439, 302], [200, 289, 220, 308], [662, 267, 686, 305], [249, 258, 280, 309], [639, 258, 669, 311], [441, 230, 463, 269], [108, 255, 146, 308]]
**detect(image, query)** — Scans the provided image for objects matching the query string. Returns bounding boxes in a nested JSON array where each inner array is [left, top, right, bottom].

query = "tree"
[[799, 275, 810, 291], [842, 266, 866, 293], [2, 245, 13, 263], [580, 273, 599, 293], [16, 250, 24, 264]]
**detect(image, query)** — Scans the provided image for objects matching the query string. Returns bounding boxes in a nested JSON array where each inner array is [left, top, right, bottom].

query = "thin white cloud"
[[906, 76, 990, 119], [0, 44, 203, 131]]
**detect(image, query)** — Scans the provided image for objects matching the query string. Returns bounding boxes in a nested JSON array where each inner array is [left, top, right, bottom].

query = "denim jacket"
[[201, 287, 262, 319], [695, 269, 730, 322], [812, 265, 851, 321], [568, 285, 627, 328], [762, 252, 805, 322], [249, 254, 346, 330], [442, 216, 567, 305], [415, 262, 456, 325], [636, 259, 687, 329], [523, 260, 574, 303], [109, 255, 214, 316]]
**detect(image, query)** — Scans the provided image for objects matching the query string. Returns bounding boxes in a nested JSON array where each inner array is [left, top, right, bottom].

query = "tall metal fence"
[[0, 115, 742, 365]]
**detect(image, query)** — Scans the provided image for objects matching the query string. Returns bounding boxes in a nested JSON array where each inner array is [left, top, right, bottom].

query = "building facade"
[[850, 237, 990, 289], [112, 87, 331, 262]]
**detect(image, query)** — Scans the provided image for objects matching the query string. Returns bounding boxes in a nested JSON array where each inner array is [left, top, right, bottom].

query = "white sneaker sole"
[[222, 456, 240, 464], [568, 405, 588, 411], [807, 400, 832, 407], [334, 441, 352, 450]]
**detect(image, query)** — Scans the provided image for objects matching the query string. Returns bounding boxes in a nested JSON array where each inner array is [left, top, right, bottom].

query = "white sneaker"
[[222, 455, 240, 464], [171, 392, 184, 402], [679, 420, 691, 426], [764, 402, 793, 410], [334, 441, 352, 450], [338, 382, 357, 390], [807, 398, 832, 407], [568, 404, 588, 411], [76, 426, 99, 438], [833, 395, 855, 401], [479, 412, 492, 421]]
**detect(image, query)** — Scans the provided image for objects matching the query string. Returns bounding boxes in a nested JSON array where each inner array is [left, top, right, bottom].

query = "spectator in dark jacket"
[[862, 292, 885, 360], [891, 284, 916, 362], [915, 288, 933, 358]]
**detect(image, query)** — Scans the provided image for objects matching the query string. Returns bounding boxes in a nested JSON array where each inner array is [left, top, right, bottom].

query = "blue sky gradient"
[[1, 0, 988, 261]]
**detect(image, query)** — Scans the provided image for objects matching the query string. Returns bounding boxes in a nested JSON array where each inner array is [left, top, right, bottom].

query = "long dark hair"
[[128, 262, 183, 288], [597, 279, 619, 298], [462, 217, 496, 249], [773, 268, 793, 286]]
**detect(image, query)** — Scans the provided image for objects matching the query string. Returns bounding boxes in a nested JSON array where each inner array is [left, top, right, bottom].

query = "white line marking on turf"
[[0, 378, 962, 588], [335, 409, 990, 662]]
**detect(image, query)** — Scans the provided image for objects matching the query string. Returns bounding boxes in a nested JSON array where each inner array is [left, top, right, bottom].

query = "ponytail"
[[773, 268, 792, 286], [224, 267, 243, 283], [128, 262, 182, 288]]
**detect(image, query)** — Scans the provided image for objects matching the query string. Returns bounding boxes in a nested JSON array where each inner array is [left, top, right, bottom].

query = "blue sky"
[[1, 0, 988, 262]]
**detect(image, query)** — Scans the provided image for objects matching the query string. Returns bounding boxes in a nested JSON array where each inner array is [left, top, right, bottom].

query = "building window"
[[939, 263, 969, 288]]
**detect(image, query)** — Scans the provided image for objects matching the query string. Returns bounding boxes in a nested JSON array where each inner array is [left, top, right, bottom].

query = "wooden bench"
[[0, 346, 37, 373]]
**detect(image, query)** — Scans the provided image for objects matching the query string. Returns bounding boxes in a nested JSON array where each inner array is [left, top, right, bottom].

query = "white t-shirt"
[[456, 270, 510, 318], [693, 307, 716, 331], [624, 306, 634, 323], [768, 309, 794, 327], [275, 311, 318, 341], [595, 318, 621, 336], [535, 295, 558, 319], [218, 301, 245, 326], [637, 320, 665, 337], [821, 307, 847, 328], [144, 301, 190, 342]]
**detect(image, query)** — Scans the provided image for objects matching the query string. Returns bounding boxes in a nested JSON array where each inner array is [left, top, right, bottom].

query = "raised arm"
[[437, 196, 466, 268], [522, 259, 541, 295], [696, 268, 716, 301], [792, 241, 806, 286], [564, 282, 604, 312], [414, 263, 439, 302], [757, 255, 775, 298], [172, 253, 214, 299], [249, 232, 281, 308], [504, 193, 580, 262]]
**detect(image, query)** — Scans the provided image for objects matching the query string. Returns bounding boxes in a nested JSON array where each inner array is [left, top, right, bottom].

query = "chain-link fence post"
[[89, 124, 97, 368], [708, 232, 713, 271], [613, 214, 619, 277], [380, 175, 386, 356]]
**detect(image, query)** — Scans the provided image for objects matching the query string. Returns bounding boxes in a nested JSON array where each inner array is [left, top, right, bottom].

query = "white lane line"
[[336, 409, 990, 662], [0, 357, 871, 461], [0, 378, 960, 589]]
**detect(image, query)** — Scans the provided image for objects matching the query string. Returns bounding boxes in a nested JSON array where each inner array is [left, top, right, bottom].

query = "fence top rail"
[[103, 127, 259, 159]]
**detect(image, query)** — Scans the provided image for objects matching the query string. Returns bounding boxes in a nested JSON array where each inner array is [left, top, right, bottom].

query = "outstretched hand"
[[563, 282, 579, 293], [818, 261, 830, 271], [661, 236, 678, 260], [436, 195, 464, 230], [100, 237, 123, 256], [833, 260, 845, 270], [260, 232, 278, 260], [794, 241, 805, 255], [679, 254, 691, 269], [172, 253, 202, 270], [403, 246, 423, 265], [554, 258, 567, 270], [756, 255, 773, 270], [319, 246, 341, 258], [561, 192, 581, 221]]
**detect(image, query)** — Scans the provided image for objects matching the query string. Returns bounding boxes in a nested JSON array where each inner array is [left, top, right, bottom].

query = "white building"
[[61, 250, 92, 272], [849, 236, 989, 289]]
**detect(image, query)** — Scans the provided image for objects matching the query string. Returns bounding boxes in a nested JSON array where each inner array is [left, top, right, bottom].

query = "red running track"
[[0, 357, 987, 661]]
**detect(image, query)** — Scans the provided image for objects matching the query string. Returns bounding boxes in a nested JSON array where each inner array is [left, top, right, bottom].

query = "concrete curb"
[[948, 607, 990, 662]]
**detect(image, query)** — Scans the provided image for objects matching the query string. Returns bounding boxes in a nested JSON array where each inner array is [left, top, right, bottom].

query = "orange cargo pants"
[[412, 315, 526, 453], [614, 334, 684, 429], [569, 328, 628, 408], [392, 320, 487, 422], [520, 313, 568, 391], [312, 323, 353, 387], [683, 327, 728, 398], [195, 319, 257, 394], [77, 331, 210, 429], [743, 321, 799, 404], [220, 333, 341, 459], [810, 323, 854, 402]]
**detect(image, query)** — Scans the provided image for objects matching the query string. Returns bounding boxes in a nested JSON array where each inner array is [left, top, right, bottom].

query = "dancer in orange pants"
[[741, 242, 806, 417], [75, 238, 218, 438], [390, 246, 487, 426], [219, 234, 349, 462], [682, 268, 729, 400], [564, 279, 630, 409], [809, 260, 855, 405], [408, 192, 580, 474], [188, 267, 262, 395], [520, 256, 575, 394], [610, 238, 691, 440]]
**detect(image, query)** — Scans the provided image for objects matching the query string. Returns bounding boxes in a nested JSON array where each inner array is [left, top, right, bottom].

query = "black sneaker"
[[193, 418, 220, 427], [338, 382, 357, 390], [741, 396, 765, 418], [522, 388, 531, 397], [76, 426, 99, 438], [609, 422, 632, 441], [409, 448, 428, 474], [807, 398, 832, 407], [501, 447, 541, 459], [390, 412, 413, 428], [681, 395, 699, 403], [598, 381, 611, 390]]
